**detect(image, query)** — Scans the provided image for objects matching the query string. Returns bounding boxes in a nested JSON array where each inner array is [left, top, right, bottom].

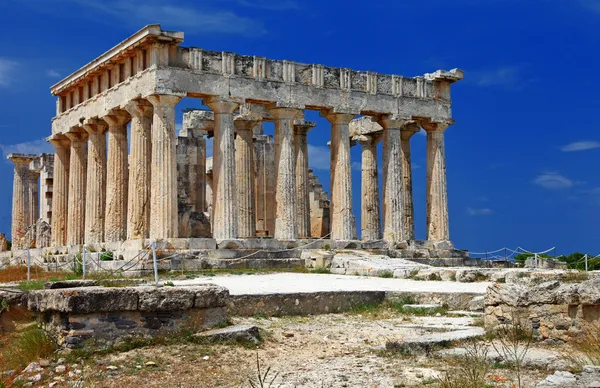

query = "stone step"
[[402, 304, 443, 313]]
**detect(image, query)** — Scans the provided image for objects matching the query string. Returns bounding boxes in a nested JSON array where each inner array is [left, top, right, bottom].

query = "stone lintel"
[[424, 68, 464, 83], [8, 153, 37, 165]]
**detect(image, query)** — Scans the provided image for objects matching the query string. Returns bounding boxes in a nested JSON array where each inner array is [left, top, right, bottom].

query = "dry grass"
[[0, 265, 74, 284], [562, 322, 600, 372]]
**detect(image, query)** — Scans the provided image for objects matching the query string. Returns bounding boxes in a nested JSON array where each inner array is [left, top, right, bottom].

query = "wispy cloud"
[[351, 161, 361, 171], [235, 0, 298, 10], [45, 69, 61, 78], [308, 144, 330, 171], [59, 0, 267, 35], [532, 172, 573, 190], [0, 58, 18, 88], [0, 138, 54, 161], [560, 140, 600, 152], [467, 207, 493, 216], [581, 0, 600, 13], [470, 66, 535, 90]]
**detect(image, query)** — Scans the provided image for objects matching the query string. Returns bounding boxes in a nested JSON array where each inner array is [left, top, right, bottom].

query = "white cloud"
[[307, 144, 330, 171], [467, 207, 493, 216], [471, 66, 529, 90], [0, 58, 18, 88], [560, 141, 600, 152], [0, 138, 54, 161], [70, 0, 267, 35], [532, 172, 573, 190], [46, 69, 61, 78], [351, 161, 361, 171]]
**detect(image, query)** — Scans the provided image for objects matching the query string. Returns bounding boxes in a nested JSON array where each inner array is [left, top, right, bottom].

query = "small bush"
[[378, 270, 394, 278], [310, 267, 331, 274], [163, 281, 175, 287], [100, 251, 114, 261], [436, 340, 492, 388]]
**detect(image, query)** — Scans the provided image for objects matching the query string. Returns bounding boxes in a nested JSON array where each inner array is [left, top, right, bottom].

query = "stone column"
[[325, 112, 355, 241], [83, 119, 107, 244], [294, 121, 314, 239], [401, 124, 419, 241], [147, 95, 181, 239], [65, 131, 88, 246], [422, 121, 451, 242], [28, 169, 40, 225], [270, 107, 301, 240], [103, 112, 129, 242], [234, 114, 259, 238], [356, 134, 381, 241], [8, 154, 36, 249], [124, 100, 153, 240], [378, 116, 410, 244], [49, 136, 70, 247], [205, 97, 240, 240]]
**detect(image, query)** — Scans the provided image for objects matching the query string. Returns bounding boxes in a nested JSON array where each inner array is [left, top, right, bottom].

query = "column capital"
[[205, 96, 241, 114], [7, 153, 36, 166], [233, 113, 261, 132], [123, 99, 153, 118], [376, 115, 414, 130], [420, 119, 454, 133], [293, 120, 316, 135], [322, 111, 356, 125], [48, 134, 70, 148], [401, 122, 421, 141], [65, 129, 88, 143], [82, 118, 108, 135], [147, 94, 183, 109], [103, 110, 130, 129], [28, 169, 41, 179], [268, 106, 301, 120], [354, 133, 382, 146]]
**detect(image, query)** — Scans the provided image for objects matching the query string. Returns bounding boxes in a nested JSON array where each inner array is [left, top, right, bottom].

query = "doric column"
[[422, 121, 451, 242], [325, 112, 356, 241], [8, 154, 36, 249], [356, 133, 382, 241], [294, 121, 314, 239], [378, 116, 411, 244], [234, 114, 259, 238], [401, 124, 419, 241], [103, 112, 129, 242], [124, 100, 153, 240], [49, 136, 70, 246], [28, 169, 40, 225], [205, 97, 240, 240], [269, 107, 301, 240], [65, 131, 88, 246], [147, 95, 181, 239], [83, 119, 107, 244]]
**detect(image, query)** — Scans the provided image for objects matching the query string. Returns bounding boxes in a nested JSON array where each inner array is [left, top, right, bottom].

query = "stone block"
[[360, 240, 389, 250], [120, 239, 147, 251], [27, 287, 139, 314], [189, 238, 217, 250], [137, 287, 196, 311], [155, 238, 189, 251], [194, 285, 229, 309], [195, 324, 260, 345]]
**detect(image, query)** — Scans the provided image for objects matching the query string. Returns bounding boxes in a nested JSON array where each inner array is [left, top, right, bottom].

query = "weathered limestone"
[[422, 121, 451, 242], [27, 169, 40, 226], [234, 114, 259, 238], [104, 112, 129, 242], [254, 132, 275, 237], [206, 97, 240, 240], [401, 123, 419, 240], [270, 107, 301, 240], [308, 169, 330, 238], [49, 136, 70, 247], [124, 100, 153, 240], [294, 121, 314, 239], [37, 154, 54, 225], [356, 134, 382, 241], [379, 116, 410, 244], [8, 154, 36, 250], [325, 113, 356, 241], [147, 95, 182, 239], [0, 233, 8, 251], [35, 219, 52, 249], [83, 119, 107, 244], [65, 131, 88, 246]]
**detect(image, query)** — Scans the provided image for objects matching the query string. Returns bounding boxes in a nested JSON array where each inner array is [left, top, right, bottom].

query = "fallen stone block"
[[385, 326, 485, 355], [194, 324, 260, 345]]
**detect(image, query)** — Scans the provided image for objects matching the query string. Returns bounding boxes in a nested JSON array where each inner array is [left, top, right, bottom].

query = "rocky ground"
[[5, 307, 583, 388]]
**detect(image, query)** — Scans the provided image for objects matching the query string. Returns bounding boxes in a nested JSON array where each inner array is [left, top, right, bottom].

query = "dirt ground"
[[7, 309, 564, 388]]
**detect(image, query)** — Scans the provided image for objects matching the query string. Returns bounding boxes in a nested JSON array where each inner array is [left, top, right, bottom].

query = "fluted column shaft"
[[423, 122, 451, 241], [65, 132, 88, 245], [325, 113, 355, 241], [104, 113, 129, 242], [379, 117, 409, 244], [270, 107, 301, 240], [83, 121, 107, 244], [28, 170, 40, 225], [206, 97, 239, 240], [8, 155, 35, 249], [147, 95, 182, 239], [357, 134, 381, 241], [234, 117, 259, 238], [294, 123, 313, 239], [401, 127, 419, 241], [125, 100, 153, 240], [50, 138, 70, 246]]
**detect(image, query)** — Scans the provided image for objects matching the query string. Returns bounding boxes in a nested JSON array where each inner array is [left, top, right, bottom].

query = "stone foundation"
[[484, 279, 600, 343], [26, 285, 229, 348]]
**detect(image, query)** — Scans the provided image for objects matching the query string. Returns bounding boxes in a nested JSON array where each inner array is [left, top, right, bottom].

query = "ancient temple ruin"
[[7, 24, 464, 260]]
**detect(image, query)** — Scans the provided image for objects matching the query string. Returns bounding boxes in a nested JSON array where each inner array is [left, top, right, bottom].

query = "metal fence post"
[[152, 241, 159, 286], [27, 249, 31, 281], [82, 245, 87, 279], [585, 254, 589, 272]]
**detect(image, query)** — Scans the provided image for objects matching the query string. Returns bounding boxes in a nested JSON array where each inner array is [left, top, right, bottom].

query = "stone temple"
[[4, 24, 466, 264]]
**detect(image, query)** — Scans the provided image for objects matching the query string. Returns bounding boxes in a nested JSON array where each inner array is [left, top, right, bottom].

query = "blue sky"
[[0, 0, 599, 255]]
